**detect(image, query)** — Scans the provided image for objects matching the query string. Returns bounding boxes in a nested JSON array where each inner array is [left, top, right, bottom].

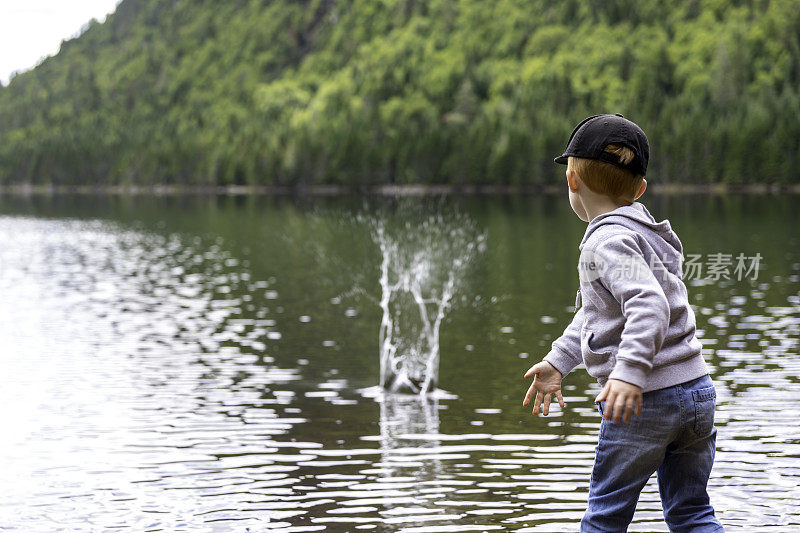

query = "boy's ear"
[[634, 178, 647, 199], [566, 169, 580, 192]]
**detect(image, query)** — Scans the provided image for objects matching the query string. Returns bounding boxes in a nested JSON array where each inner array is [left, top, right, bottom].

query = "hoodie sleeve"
[[592, 234, 670, 389], [543, 305, 584, 377]]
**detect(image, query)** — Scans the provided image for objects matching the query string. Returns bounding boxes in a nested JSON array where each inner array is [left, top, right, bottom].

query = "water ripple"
[[0, 211, 797, 531]]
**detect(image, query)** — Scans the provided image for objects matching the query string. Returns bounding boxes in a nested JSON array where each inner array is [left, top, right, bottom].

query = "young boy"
[[522, 114, 724, 532]]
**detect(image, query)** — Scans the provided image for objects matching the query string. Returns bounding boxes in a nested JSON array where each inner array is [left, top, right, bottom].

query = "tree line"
[[0, 0, 798, 187]]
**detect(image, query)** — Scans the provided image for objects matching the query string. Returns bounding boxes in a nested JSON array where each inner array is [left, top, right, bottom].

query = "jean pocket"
[[692, 385, 716, 436]]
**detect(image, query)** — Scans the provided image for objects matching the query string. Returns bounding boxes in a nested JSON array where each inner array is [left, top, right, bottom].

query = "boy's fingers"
[[635, 396, 642, 416], [595, 383, 609, 403], [532, 391, 543, 416], [556, 390, 565, 408], [523, 381, 536, 406], [613, 396, 626, 423], [603, 391, 616, 420], [523, 364, 539, 379], [623, 397, 634, 423], [542, 393, 551, 416]]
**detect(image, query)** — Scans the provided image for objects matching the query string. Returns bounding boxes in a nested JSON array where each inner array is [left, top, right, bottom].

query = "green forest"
[[0, 0, 798, 187]]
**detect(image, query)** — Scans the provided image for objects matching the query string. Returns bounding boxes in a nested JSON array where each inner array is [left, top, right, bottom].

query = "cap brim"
[[553, 155, 569, 165]]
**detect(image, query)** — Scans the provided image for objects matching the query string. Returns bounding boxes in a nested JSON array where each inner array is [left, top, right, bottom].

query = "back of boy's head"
[[554, 114, 649, 204], [569, 146, 644, 204]]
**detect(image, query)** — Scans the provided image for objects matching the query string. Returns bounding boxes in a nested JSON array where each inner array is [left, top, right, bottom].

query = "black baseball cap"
[[554, 113, 649, 176]]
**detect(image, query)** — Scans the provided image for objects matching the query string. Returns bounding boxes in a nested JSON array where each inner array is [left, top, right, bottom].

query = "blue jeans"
[[581, 374, 724, 532]]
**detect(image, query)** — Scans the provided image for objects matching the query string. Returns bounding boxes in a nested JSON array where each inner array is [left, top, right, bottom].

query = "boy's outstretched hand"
[[595, 379, 643, 423], [523, 361, 565, 416]]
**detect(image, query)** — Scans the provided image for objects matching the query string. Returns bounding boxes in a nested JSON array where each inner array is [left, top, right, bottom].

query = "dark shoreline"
[[1, 183, 799, 196]]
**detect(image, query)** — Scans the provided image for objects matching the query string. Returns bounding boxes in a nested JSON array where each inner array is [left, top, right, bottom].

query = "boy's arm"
[[542, 305, 584, 377], [593, 234, 670, 389]]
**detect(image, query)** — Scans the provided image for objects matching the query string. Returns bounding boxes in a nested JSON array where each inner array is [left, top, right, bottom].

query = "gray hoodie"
[[543, 201, 709, 392]]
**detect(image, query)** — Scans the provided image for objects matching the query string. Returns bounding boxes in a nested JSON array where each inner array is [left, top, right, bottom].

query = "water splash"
[[372, 213, 484, 394]]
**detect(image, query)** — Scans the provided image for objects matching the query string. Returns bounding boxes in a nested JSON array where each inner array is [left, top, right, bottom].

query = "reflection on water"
[[0, 195, 798, 532]]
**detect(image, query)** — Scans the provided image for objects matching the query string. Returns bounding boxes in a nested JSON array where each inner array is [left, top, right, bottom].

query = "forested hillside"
[[1, 0, 798, 187]]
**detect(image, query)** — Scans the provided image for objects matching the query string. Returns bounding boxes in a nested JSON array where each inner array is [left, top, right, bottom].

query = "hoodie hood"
[[579, 201, 683, 255]]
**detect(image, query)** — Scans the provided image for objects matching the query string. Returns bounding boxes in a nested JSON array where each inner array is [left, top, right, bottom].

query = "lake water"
[[0, 194, 798, 532]]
